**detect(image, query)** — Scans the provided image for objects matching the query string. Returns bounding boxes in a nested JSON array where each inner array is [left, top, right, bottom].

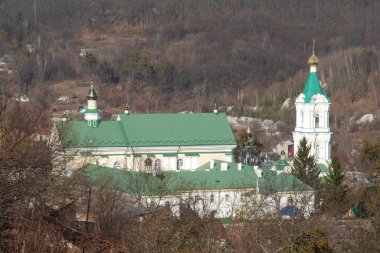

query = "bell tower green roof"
[[303, 72, 330, 103], [303, 42, 330, 103]]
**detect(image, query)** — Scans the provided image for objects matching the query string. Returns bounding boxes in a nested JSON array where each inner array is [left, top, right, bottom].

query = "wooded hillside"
[[0, 0, 379, 152], [0, 1, 379, 100]]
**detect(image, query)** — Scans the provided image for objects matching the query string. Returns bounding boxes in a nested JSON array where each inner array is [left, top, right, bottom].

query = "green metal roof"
[[118, 112, 236, 147], [218, 217, 233, 225], [62, 112, 236, 148], [81, 160, 313, 196], [62, 121, 128, 148], [317, 163, 329, 173], [83, 108, 101, 114], [275, 159, 289, 171], [303, 72, 330, 103], [61, 112, 236, 148]]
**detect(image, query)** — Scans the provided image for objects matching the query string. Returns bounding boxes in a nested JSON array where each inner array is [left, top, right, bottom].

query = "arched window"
[[145, 157, 152, 172], [177, 159, 183, 170], [154, 159, 161, 171], [315, 114, 319, 128], [113, 161, 121, 169]]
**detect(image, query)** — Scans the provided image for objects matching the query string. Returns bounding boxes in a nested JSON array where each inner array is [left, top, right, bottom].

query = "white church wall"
[[66, 144, 236, 172], [169, 157, 177, 171], [197, 153, 230, 168], [142, 189, 315, 219]]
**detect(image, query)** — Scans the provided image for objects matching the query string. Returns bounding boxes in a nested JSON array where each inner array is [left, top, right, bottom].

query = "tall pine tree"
[[326, 157, 346, 188], [291, 137, 320, 189], [322, 156, 348, 214]]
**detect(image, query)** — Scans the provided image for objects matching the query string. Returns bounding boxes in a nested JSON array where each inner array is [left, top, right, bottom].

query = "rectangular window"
[[225, 194, 230, 202], [210, 194, 214, 203], [177, 159, 183, 170], [315, 114, 319, 128]]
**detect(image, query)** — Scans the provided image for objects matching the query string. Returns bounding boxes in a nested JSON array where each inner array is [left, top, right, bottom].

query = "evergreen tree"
[[233, 130, 263, 165], [326, 157, 346, 188], [291, 137, 320, 188], [322, 157, 348, 213]]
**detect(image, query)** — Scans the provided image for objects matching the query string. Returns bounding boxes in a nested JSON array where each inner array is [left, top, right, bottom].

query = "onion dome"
[[307, 39, 319, 66], [308, 53, 319, 66], [87, 82, 97, 100]]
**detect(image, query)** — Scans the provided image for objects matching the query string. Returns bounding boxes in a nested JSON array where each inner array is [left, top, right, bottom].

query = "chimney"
[[237, 163, 242, 171], [124, 103, 129, 115], [213, 103, 218, 114], [210, 160, 215, 169], [254, 166, 262, 177], [221, 162, 228, 171]]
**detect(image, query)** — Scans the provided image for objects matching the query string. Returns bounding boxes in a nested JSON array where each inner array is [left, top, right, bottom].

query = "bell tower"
[[292, 41, 332, 165]]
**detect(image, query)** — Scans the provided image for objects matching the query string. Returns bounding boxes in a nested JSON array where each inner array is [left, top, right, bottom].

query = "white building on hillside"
[[292, 43, 332, 167]]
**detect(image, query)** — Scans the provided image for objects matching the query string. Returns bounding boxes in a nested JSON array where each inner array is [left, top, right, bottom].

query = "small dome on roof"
[[276, 159, 290, 171], [87, 82, 97, 100]]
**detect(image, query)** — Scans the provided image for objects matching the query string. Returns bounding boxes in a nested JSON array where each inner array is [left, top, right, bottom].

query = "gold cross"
[[312, 38, 316, 54]]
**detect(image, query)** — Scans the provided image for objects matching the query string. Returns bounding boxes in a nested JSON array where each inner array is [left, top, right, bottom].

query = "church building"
[[63, 84, 236, 172]]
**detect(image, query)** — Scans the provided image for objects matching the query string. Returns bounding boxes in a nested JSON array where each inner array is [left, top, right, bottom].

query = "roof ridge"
[[117, 119, 129, 146], [119, 112, 227, 116]]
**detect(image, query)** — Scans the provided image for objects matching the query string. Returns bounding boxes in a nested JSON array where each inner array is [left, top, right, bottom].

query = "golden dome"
[[308, 52, 319, 66], [87, 82, 97, 100], [308, 39, 319, 66]]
